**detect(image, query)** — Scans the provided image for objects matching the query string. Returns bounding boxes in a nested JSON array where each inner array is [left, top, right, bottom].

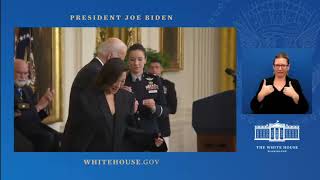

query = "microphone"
[[225, 68, 236, 78]]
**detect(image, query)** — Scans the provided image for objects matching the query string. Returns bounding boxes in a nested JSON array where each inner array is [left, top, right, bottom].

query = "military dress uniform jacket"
[[125, 73, 169, 135], [158, 77, 177, 137]]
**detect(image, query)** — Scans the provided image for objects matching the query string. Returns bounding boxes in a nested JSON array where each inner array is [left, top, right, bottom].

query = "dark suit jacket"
[[14, 128, 34, 152], [62, 87, 137, 152], [70, 58, 103, 91], [65, 58, 103, 138], [14, 85, 48, 122], [158, 78, 177, 137], [14, 85, 60, 151]]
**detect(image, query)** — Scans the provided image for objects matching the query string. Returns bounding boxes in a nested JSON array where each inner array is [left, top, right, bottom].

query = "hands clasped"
[[142, 99, 156, 111], [122, 86, 156, 112]]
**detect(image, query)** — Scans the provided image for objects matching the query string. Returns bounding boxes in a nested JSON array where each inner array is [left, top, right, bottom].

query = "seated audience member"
[[14, 59, 60, 151]]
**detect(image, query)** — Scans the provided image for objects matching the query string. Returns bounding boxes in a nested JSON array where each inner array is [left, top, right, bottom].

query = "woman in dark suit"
[[62, 58, 136, 151]]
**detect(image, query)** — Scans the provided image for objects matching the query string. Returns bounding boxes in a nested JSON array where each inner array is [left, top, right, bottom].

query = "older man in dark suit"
[[14, 59, 59, 151], [68, 38, 127, 100]]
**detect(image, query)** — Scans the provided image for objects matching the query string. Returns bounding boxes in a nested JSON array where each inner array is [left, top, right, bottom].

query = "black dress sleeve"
[[291, 80, 309, 113], [250, 79, 265, 113]]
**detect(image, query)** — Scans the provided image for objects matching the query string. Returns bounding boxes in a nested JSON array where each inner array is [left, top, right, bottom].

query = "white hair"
[[96, 38, 127, 57]]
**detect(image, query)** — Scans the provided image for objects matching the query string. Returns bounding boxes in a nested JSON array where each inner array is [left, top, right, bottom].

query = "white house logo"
[[254, 121, 300, 142]]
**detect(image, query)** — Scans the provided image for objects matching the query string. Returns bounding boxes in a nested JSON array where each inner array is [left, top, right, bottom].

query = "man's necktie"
[[17, 88, 23, 101]]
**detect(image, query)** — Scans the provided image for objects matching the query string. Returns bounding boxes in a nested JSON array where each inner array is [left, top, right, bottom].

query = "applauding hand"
[[36, 88, 55, 112]]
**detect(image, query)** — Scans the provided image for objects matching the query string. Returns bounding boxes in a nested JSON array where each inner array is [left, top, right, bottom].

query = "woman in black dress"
[[251, 52, 309, 114], [62, 58, 166, 151], [62, 58, 137, 151]]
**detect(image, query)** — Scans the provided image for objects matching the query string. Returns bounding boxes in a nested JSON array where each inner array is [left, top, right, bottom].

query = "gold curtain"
[[218, 28, 236, 92], [15, 28, 63, 124]]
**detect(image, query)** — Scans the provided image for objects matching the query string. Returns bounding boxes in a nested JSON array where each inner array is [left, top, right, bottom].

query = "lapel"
[[14, 86, 21, 102], [125, 73, 134, 86], [92, 58, 103, 69], [96, 91, 113, 134], [114, 91, 124, 127], [140, 74, 149, 92], [21, 86, 33, 103]]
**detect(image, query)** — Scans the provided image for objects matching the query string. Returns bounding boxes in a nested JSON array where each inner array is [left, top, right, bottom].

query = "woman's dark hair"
[[273, 52, 290, 65], [127, 43, 146, 58], [96, 58, 128, 90]]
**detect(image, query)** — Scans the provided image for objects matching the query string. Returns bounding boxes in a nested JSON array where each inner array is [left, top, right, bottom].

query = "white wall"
[[48, 28, 96, 131], [141, 28, 221, 151], [140, 28, 160, 50]]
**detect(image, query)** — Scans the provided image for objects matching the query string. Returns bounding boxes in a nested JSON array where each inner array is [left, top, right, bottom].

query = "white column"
[[255, 127, 257, 139], [49, 28, 81, 131], [80, 28, 96, 66], [269, 128, 271, 139], [55, 28, 96, 132], [162, 28, 220, 152], [140, 28, 160, 50]]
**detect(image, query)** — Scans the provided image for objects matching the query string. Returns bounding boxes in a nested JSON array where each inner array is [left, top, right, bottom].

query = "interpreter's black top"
[[250, 76, 309, 114]]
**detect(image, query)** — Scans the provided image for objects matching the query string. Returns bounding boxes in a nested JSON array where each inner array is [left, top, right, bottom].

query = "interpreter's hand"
[[283, 81, 299, 104], [257, 79, 274, 102], [36, 88, 55, 112], [142, 99, 156, 111], [122, 86, 132, 93], [134, 99, 139, 113]]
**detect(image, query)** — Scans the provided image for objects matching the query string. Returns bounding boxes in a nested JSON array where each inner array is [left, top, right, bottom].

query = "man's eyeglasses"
[[274, 64, 288, 69]]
